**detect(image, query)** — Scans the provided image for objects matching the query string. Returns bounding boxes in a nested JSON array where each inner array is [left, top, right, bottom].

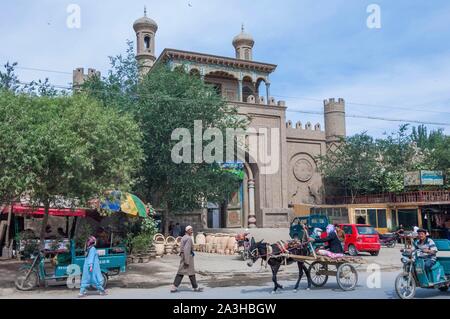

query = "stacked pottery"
[[153, 233, 165, 256], [217, 234, 227, 255], [226, 235, 236, 255], [165, 236, 176, 255], [205, 234, 213, 253], [195, 232, 206, 252], [211, 235, 218, 253]]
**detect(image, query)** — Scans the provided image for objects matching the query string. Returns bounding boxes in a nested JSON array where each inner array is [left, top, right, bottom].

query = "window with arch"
[[242, 86, 254, 103], [144, 36, 151, 50]]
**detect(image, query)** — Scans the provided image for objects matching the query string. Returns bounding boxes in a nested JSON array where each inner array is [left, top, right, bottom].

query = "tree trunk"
[[163, 208, 169, 236], [39, 200, 50, 251], [4, 202, 13, 248]]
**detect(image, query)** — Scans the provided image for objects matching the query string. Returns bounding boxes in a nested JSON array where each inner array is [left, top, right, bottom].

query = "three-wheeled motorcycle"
[[15, 239, 126, 290], [395, 239, 450, 299]]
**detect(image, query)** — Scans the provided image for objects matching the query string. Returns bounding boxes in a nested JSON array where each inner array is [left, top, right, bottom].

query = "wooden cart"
[[287, 252, 366, 291]]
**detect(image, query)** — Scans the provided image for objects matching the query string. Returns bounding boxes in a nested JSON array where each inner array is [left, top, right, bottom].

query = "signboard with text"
[[420, 170, 444, 185], [404, 170, 444, 186]]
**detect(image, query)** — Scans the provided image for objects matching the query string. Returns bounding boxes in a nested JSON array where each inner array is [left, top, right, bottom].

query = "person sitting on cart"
[[412, 228, 438, 272], [309, 224, 344, 255]]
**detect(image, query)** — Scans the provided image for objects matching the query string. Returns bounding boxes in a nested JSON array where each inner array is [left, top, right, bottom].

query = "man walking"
[[170, 225, 203, 292]]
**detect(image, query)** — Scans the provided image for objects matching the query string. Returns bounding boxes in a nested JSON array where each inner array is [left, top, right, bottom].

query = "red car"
[[339, 224, 381, 256]]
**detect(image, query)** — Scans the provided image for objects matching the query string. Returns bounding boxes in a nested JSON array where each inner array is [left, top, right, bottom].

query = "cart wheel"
[[308, 262, 329, 287], [395, 273, 416, 299], [336, 263, 358, 291], [15, 268, 39, 291], [101, 273, 108, 289]]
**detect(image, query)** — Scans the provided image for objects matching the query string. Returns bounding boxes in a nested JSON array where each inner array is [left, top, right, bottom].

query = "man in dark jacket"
[[310, 224, 344, 254]]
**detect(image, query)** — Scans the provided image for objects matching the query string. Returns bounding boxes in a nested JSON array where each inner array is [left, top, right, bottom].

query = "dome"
[[232, 26, 254, 47], [133, 11, 158, 32]]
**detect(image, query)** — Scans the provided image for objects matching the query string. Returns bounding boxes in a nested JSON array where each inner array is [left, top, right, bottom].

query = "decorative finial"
[[144, 6, 147, 17], [241, 23, 244, 32]]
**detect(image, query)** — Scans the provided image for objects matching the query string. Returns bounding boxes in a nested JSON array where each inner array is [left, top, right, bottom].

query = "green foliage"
[[135, 65, 247, 213], [18, 231, 39, 259], [83, 42, 248, 234], [75, 223, 93, 249], [318, 133, 381, 198], [318, 124, 449, 199], [130, 232, 152, 254], [0, 89, 144, 248], [0, 62, 20, 92]]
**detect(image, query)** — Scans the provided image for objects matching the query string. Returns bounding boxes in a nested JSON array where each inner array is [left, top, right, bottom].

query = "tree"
[[0, 62, 20, 92], [318, 124, 450, 200], [133, 65, 247, 234], [0, 90, 144, 248], [83, 42, 248, 234], [317, 133, 382, 201], [410, 125, 450, 186]]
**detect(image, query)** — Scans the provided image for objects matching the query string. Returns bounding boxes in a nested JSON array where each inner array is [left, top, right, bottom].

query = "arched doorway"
[[206, 161, 258, 228]]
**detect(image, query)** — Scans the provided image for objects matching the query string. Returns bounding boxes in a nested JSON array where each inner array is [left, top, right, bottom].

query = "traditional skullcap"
[[185, 225, 193, 232]]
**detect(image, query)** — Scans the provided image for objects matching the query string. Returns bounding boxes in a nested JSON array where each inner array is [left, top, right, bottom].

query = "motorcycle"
[[235, 233, 251, 261], [378, 232, 398, 248], [395, 242, 450, 299]]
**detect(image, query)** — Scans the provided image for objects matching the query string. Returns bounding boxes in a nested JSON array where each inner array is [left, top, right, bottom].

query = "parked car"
[[339, 224, 381, 256], [290, 215, 329, 240]]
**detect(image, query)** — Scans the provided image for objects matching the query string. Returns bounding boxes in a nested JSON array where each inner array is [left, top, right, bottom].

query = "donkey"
[[247, 238, 312, 293]]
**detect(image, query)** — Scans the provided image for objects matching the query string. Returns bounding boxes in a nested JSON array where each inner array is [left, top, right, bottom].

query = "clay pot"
[[175, 236, 182, 246], [205, 234, 213, 244], [153, 233, 165, 244], [154, 243, 165, 256], [226, 236, 236, 251], [220, 236, 228, 251], [196, 233, 206, 245], [165, 244, 174, 254], [165, 236, 176, 245]]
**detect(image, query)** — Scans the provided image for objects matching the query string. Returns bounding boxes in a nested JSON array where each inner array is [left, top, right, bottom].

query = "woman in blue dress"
[[78, 236, 107, 297]]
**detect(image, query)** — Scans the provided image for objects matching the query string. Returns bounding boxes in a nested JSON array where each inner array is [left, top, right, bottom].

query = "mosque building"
[[73, 10, 347, 230]]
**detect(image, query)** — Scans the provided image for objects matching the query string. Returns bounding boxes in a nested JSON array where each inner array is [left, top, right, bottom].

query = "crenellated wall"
[[285, 120, 326, 141], [72, 67, 101, 90]]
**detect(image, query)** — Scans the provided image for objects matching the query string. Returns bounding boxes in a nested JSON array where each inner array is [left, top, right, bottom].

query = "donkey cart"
[[288, 253, 366, 291]]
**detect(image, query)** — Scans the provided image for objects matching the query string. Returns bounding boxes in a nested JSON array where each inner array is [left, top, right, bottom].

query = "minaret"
[[133, 7, 158, 76], [232, 24, 254, 61], [324, 98, 346, 152]]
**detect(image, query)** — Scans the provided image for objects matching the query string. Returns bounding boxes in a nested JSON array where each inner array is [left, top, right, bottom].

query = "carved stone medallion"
[[293, 158, 313, 182]]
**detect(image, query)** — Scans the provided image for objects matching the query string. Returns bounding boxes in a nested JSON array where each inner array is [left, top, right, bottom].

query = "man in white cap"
[[170, 225, 203, 292]]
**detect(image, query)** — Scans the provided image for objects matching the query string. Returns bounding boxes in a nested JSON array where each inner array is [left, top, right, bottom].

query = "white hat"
[[185, 225, 193, 232]]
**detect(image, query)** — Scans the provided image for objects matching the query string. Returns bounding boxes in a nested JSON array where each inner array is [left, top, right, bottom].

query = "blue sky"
[[1, 0, 449, 136]]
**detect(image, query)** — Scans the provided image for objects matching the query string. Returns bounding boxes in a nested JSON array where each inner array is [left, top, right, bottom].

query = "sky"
[[1, 0, 449, 137]]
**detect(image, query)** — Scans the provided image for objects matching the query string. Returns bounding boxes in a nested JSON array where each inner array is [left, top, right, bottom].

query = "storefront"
[[420, 205, 450, 239]]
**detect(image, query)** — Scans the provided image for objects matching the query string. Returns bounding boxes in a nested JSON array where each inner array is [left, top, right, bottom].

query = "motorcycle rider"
[[413, 228, 438, 272]]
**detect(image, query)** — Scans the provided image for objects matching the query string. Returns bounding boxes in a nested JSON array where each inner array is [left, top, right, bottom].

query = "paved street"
[[1, 243, 449, 299], [2, 271, 449, 299]]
